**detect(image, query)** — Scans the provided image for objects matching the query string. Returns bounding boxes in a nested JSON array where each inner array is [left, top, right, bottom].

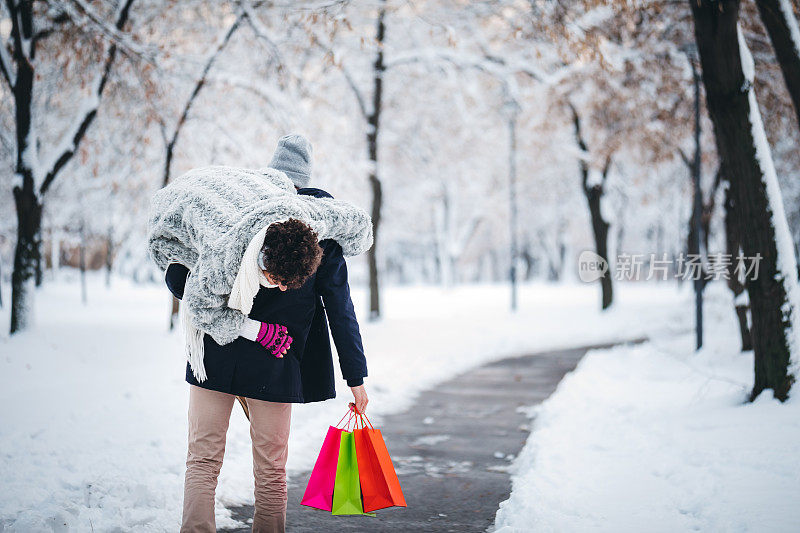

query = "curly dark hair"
[[261, 218, 323, 289]]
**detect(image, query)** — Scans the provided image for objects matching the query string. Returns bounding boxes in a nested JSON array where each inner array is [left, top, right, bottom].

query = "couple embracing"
[[147, 134, 373, 532]]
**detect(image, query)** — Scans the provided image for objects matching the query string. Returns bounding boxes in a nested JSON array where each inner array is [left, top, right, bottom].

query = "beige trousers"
[[181, 385, 292, 533]]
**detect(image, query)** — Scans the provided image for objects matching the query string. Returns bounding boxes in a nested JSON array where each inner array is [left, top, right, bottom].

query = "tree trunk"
[[547, 255, 559, 281], [724, 180, 754, 351], [691, 0, 798, 401], [520, 245, 535, 281], [755, 0, 800, 130], [539, 230, 564, 282], [11, 184, 42, 333], [586, 179, 613, 309], [34, 234, 43, 287], [689, 57, 704, 350], [570, 103, 613, 309], [367, 170, 382, 321], [105, 226, 114, 288], [366, 1, 386, 321], [9, 0, 38, 333], [79, 223, 87, 305], [433, 196, 450, 286], [6, 0, 134, 334]]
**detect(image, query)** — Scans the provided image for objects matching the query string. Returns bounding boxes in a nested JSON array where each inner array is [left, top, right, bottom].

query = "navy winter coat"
[[164, 187, 368, 403]]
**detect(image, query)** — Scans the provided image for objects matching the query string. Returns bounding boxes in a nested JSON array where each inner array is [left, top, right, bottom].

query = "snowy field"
[[0, 272, 682, 531], [494, 283, 800, 533]]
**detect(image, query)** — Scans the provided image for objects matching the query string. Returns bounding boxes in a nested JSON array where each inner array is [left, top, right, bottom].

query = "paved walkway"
[[224, 342, 631, 532]]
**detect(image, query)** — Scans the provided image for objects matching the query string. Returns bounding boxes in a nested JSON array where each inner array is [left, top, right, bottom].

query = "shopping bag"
[[331, 431, 371, 515], [354, 413, 407, 512], [301, 425, 343, 511]]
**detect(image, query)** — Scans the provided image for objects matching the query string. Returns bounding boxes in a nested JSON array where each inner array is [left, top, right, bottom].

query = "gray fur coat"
[[147, 166, 373, 347]]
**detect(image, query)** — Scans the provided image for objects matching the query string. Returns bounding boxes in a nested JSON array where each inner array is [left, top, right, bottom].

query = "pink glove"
[[256, 322, 293, 357]]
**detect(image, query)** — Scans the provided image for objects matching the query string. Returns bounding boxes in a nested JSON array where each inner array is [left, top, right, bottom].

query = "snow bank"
[[494, 283, 800, 532], [0, 272, 682, 531]]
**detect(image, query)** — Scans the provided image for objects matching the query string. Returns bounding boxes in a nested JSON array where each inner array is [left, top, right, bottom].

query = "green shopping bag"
[[331, 430, 375, 516]]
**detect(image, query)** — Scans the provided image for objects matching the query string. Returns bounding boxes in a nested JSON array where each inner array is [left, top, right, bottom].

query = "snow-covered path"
[[225, 344, 608, 532], [0, 273, 683, 531]]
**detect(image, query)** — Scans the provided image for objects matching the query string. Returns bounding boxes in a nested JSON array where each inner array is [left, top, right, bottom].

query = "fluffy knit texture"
[[147, 166, 373, 380]]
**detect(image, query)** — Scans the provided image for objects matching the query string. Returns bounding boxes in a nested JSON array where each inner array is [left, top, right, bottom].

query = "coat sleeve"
[[165, 263, 190, 300], [314, 239, 368, 386]]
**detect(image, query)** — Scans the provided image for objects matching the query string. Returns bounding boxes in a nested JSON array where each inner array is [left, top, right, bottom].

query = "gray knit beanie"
[[268, 134, 313, 188]]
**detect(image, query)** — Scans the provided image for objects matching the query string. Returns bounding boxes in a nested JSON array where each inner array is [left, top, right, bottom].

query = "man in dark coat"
[[165, 134, 369, 409], [171, 135, 370, 532]]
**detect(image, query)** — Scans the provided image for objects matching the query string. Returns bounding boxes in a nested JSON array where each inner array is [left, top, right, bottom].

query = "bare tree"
[[570, 102, 613, 310], [156, 11, 243, 329], [2, 0, 135, 334], [310, 0, 386, 319], [160, 12, 244, 188], [365, 0, 386, 320], [691, 0, 800, 401]]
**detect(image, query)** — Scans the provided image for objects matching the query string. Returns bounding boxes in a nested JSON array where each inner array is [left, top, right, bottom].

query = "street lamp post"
[[682, 44, 704, 350], [504, 97, 521, 312]]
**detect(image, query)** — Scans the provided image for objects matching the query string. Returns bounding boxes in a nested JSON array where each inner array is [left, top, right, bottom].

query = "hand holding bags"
[[302, 407, 406, 516]]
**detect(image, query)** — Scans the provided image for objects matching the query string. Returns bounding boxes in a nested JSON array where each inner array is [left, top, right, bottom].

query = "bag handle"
[[351, 405, 375, 430], [337, 405, 374, 431], [336, 408, 355, 429], [359, 412, 375, 430]]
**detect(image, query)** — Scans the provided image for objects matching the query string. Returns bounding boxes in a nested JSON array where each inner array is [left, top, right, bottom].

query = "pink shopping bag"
[[301, 425, 344, 511]]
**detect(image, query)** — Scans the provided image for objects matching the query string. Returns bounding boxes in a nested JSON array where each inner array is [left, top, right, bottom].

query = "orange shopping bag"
[[353, 411, 407, 512]]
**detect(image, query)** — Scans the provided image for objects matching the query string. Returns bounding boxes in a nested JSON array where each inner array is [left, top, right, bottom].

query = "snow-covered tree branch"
[[6, 0, 135, 333]]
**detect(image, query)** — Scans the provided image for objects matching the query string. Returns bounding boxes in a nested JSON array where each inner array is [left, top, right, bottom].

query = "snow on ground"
[[494, 283, 800, 533], [0, 271, 683, 531]]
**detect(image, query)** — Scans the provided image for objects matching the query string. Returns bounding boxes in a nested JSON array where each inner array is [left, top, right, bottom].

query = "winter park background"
[[2, 1, 800, 532]]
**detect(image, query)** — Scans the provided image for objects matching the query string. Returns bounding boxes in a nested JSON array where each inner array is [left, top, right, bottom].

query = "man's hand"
[[349, 385, 368, 415]]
